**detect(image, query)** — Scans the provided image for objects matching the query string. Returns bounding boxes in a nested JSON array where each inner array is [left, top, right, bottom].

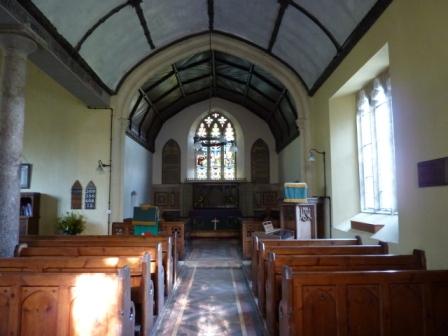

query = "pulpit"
[[280, 202, 317, 239]]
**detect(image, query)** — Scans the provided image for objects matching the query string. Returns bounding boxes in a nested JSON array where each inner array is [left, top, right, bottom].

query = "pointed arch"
[[85, 181, 97, 209], [71, 180, 82, 209], [251, 139, 270, 183], [193, 112, 237, 180], [162, 139, 181, 184]]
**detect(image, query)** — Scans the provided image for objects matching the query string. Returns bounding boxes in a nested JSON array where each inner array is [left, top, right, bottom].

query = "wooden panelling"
[[303, 286, 337, 335], [279, 269, 448, 336], [0, 269, 134, 336], [346, 285, 381, 336], [21, 287, 59, 335]]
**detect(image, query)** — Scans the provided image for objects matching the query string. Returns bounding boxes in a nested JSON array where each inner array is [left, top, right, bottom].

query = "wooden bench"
[[160, 220, 186, 259], [241, 219, 276, 258], [266, 250, 427, 335], [0, 254, 154, 336], [0, 267, 135, 336], [16, 244, 165, 316], [251, 237, 362, 296], [257, 243, 388, 316], [19, 234, 176, 296], [279, 268, 448, 336]]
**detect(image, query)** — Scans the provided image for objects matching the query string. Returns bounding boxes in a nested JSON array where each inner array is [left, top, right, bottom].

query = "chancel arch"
[[112, 34, 310, 220]]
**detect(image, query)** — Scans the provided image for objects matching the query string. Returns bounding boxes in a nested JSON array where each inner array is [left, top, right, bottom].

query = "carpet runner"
[[153, 239, 266, 335]]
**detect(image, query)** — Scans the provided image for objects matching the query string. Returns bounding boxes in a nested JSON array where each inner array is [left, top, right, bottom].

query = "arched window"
[[194, 112, 237, 180], [251, 139, 270, 183], [357, 77, 396, 213], [162, 139, 181, 184]]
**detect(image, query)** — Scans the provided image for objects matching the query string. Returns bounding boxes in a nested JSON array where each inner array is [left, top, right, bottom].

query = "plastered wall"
[[123, 136, 152, 218], [22, 62, 111, 234], [152, 98, 279, 184], [310, 0, 448, 268], [278, 136, 302, 183]]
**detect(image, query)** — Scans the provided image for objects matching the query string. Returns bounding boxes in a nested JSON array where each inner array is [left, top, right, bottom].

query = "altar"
[[189, 181, 242, 237]]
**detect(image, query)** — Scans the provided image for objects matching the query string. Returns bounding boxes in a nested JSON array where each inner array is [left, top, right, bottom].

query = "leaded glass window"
[[356, 77, 397, 213], [194, 112, 237, 180]]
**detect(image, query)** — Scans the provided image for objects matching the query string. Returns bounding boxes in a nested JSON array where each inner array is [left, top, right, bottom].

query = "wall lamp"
[[307, 148, 326, 197], [97, 160, 111, 171], [308, 148, 333, 238]]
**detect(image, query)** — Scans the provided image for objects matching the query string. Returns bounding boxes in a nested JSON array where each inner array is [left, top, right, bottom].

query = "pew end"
[[0, 266, 135, 335]]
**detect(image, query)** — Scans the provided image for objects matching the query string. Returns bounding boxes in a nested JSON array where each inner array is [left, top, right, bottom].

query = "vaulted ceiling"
[[127, 50, 298, 152], [14, 0, 392, 151]]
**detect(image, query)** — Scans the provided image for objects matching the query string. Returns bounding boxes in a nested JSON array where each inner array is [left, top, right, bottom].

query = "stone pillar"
[[0, 30, 37, 256]]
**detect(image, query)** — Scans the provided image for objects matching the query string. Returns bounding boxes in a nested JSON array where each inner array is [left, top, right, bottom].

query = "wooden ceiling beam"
[[75, 1, 130, 51], [207, 0, 214, 31], [287, 0, 341, 51], [244, 64, 255, 97], [268, 0, 288, 52], [130, 0, 155, 49], [172, 64, 186, 97]]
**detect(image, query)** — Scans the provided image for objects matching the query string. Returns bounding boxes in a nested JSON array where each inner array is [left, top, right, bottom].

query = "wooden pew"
[[0, 267, 135, 336], [19, 234, 176, 295], [0, 254, 154, 336], [251, 236, 362, 296], [16, 244, 165, 316], [279, 268, 448, 336], [257, 243, 388, 316], [110, 220, 185, 260], [160, 220, 186, 260], [266, 250, 426, 335]]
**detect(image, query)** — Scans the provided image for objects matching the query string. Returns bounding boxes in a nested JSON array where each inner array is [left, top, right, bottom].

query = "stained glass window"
[[194, 112, 237, 180]]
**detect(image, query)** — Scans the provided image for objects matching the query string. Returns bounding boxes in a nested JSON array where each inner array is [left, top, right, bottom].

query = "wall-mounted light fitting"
[[97, 160, 111, 171], [308, 148, 332, 238], [307, 148, 326, 196]]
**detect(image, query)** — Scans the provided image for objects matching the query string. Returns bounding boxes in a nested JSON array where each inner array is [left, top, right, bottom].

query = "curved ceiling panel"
[[214, 0, 278, 48], [33, 0, 123, 46], [79, 6, 151, 88], [293, 0, 377, 44], [22, 0, 391, 95], [273, 7, 337, 89], [141, 0, 208, 47]]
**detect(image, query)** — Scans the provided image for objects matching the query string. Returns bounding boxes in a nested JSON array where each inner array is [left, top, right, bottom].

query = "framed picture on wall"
[[20, 164, 32, 189]]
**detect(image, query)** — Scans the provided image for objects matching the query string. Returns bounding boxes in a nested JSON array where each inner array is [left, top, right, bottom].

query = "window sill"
[[334, 212, 399, 244], [350, 220, 384, 233]]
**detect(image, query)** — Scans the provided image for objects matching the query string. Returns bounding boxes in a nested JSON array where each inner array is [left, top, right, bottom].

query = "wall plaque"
[[71, 180, 82, 209], [85, 181, 97, 209], [417, 157, 448, 187]]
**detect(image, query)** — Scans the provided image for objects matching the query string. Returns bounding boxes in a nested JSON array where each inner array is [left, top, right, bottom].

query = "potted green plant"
[[57, 211, 86, 235]]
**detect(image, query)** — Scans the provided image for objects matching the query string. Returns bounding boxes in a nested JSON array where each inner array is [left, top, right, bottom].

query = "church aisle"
[[153, 239, 267, 335]]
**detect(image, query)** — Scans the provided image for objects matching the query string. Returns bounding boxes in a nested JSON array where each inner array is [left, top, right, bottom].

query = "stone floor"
[[153, 239, 267, 336]]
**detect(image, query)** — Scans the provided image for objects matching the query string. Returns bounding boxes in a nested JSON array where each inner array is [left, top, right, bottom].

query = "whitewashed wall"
[[123, 136, 153, 218], [152, 98, 278, 184]]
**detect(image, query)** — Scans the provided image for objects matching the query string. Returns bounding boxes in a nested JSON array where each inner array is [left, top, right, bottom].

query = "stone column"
[[0, 30, 37, 256]]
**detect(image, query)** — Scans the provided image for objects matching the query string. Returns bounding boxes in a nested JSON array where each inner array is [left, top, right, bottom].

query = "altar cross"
[[211, 217, 220, 231]]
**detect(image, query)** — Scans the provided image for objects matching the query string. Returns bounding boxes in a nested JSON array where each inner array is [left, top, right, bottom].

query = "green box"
[[134, 224, 159, 236], [133, 205, 160, 236]]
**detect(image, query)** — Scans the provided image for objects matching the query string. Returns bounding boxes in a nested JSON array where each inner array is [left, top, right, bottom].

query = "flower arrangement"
[[57, 211, 86, 235]]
